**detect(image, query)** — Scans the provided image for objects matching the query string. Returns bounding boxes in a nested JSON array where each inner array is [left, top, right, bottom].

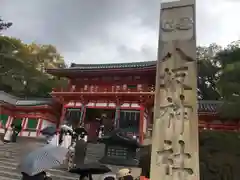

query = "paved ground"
[[0, 137, 141, 180]]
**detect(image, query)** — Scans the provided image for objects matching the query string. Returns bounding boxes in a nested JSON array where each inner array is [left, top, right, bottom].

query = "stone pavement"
[[0, 138, 141, 180]]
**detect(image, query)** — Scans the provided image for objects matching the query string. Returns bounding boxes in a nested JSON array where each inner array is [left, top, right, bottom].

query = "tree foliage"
[[215, 41, 240, 119], [196, 41, 240, 118], [197, 44, 221, 100], [0, 23, 67, 97], [0, 17, 12, 32]]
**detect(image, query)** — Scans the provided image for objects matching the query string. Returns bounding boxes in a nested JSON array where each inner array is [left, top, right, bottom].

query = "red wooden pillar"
[[36, 118, 43, 136], [114, 100, 121, 129], [20, 117, 28, 136], [57, 104, 66, 129], [139, 104, 145, 144], [6, 116, 13, 129], [80, 101, 87, 125]]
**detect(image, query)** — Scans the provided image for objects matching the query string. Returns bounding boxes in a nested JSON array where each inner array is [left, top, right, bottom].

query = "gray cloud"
[[0, 0, 239, 64]]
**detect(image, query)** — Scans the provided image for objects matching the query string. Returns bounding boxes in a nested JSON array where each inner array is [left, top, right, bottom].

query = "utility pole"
[[150, 1, 199, 180]]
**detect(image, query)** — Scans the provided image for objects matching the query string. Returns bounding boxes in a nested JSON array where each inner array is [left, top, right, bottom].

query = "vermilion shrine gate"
[[0, 64, 235, 140], [46, 61, 237, 143]]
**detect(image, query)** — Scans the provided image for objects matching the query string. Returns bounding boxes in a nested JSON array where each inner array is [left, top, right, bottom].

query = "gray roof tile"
[[0, 91, 54, 106], [70, 61, 156, 70], [15, 99, 53, 106], [0, 91, 18, 105]]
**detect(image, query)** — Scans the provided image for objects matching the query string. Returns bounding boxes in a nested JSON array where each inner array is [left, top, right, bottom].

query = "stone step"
[[0, 142, 105, 152], [0, 150, 103, 157], [0, 152, 103, 163], [0, 156, 100, 166], [0, 140, 141, 179], [0, 167, 78, 180], [0, 177, 19, 180], [0, 159, 105, 180], [0, 170, 93, 180], [0, 141, 107, 180], [0, 160, 78, 177], [0, 157, 80, 179], [0, 149, 103, 164]]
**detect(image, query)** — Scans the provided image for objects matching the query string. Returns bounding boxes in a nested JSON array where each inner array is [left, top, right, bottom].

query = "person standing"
[[66, 140, 76, 171], [60, 130, 72, 149], [48, 133, 59, 146], [58, 129, 64, 145], [101, 114, 113, 136], [3, 124, 13, 143], [138, 145, 151, 179], [73, 133, 87, 167], [46, 135, 52, 144], [21, 171, 52, 180], [97, 125, 104, 139], [11, 126, 17, 142], [11, 124, 21, 143], [79, 173, 93, 180]]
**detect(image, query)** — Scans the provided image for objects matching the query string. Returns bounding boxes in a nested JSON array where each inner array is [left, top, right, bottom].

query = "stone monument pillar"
[[150, 0, 199, 180]]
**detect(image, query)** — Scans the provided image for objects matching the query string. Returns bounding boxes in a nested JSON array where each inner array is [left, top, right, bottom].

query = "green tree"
[[27, 43, 66, 73], [0, 36, 67, 97], [197, 44, 221, 100], [0, 36, 29, 92], [0, 18, 67, 97], [216, 41, 240, 119], [18, 43, 67, 97], [23, 43, 67, 97]]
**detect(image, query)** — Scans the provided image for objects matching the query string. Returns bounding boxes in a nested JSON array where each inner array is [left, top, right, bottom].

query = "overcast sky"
[[0, 0, 239, 65]]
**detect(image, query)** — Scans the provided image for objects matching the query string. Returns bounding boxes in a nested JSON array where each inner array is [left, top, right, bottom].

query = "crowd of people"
[[1, 115, 143, 180], [40, 123, 137, 180]]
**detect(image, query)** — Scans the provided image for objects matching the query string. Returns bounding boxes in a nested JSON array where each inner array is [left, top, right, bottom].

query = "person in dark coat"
[[97, 114, 114, 137], [138, 145, 151, 179], [79, 173, 93, 180], [12, 123, 22, 142], [74, 133, 87, 167], [21, 171, 52, 180], [59, 129, 64, 145], [11, 126, 17, 142]]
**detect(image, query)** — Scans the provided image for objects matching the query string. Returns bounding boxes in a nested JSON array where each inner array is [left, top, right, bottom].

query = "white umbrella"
[[19, 144, 68, 176], [60, 124, 73, 132]]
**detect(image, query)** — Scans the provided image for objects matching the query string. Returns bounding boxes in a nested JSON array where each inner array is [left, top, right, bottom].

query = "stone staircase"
[[0, 138, 140, 180], [0, 140, 105, 180]]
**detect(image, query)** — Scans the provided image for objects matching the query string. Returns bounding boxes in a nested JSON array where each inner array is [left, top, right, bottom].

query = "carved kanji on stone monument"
[[150, 1, 199, 180]]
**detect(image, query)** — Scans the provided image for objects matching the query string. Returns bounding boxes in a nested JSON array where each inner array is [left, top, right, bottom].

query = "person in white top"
[[46, 135, 52, 144], [3, 124, 13, 143], [61, 131, 72, 149], [48, 133, 59, 146]]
